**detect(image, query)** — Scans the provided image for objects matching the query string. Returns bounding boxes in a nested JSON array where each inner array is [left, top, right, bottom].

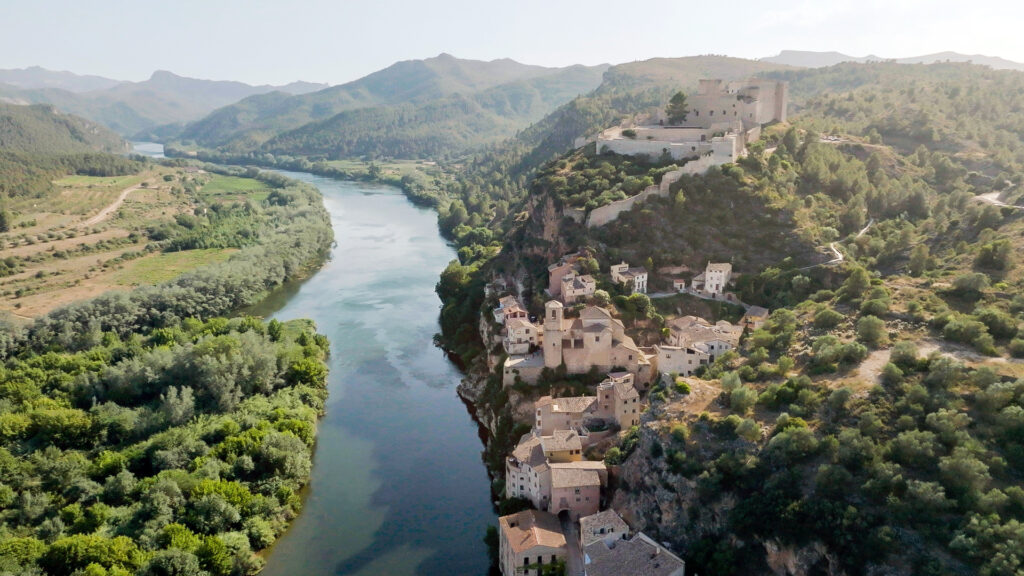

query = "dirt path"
[[975, 191, 1022, 210], [79, 183, 143, 228]]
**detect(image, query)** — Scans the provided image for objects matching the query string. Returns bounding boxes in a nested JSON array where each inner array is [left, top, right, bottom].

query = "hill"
[[0, 102, 126, 154], [0, 65, 123, 92], [0, 69, 328, 137], [430, 57, 1024, 576], [175, 53, 609, 152], [763, 49, 1024, 71]]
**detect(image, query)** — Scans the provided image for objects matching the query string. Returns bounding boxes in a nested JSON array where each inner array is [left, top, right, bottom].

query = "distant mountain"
[[260, 64, 609, 159], [0, 102, 126, 154], [176, 53, 608, 151], [0, 66, 123, 93], [762, 50, 1024, 71], [0, 68, 329, 137]]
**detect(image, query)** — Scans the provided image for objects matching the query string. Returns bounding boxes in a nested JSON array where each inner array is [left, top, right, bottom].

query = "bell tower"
[[544, 300, 564, 369]]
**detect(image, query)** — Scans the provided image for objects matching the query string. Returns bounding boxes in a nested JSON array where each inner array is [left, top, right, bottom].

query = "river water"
[[132, 143, 493, 574], [252, 171, 495, 575]]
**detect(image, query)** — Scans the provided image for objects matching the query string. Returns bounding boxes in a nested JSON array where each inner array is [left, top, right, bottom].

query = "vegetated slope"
[[175, 53, 608, 152], [435, 58, 1024, 576], [0, 70, 328, 137], [260, 66, 607, 159], [0, 103, 125, 154]]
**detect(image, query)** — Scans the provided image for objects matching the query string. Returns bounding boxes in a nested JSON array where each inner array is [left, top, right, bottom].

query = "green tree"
[[666, 91, 689, 124], [857, 315, 888, 347], [909, 244, 930, 276]]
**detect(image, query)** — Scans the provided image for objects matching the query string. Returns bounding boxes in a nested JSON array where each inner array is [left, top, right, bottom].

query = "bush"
[[857, 315, 888, 347], [730, 385, 758, 415], [1010, 339, 1024, 358], [814, 307, 844, 329]]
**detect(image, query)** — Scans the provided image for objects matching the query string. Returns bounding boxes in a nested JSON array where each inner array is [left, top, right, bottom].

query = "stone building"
[[561, 271, 597, 304], [580, 509, 630, 548], [609, 262, 648, 294], [542, 301, 653, 383], [494, 295, 528, 324], [504, 317, 541, 355], [534, 373, 641, 436], [742, 305, 770, 331], [506, 431, 608, 520], [655, 315, 744, 376], [583, 532, 686, 576], [703, 262, 733, 296], [498, 509, 567, 576], [547, 252, 584, 299]]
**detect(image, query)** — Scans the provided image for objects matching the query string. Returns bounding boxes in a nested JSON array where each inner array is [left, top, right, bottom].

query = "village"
[[491, 254, 768, 575], [489, 78, 784, 576]]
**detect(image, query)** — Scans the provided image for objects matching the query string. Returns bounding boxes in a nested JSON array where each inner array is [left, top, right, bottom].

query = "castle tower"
[[544, 300, 564, 369]]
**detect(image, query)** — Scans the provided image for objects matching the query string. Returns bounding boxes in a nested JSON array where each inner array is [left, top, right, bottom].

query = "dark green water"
[[252, 172, 494, 576]]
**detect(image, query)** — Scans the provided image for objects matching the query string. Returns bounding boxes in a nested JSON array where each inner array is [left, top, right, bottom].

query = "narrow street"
[[560, 515, 584, 576]]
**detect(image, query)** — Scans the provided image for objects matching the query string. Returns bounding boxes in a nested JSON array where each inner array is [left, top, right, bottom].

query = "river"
[[253, 171, 495, 575], [134, 144, 494, 574]]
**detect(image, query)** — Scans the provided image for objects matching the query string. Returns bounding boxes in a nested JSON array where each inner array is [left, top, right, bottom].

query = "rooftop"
[[500, 510, 567, 554], [584, 532, 685, 576], [541, 429, 583, 453], [536, 395, 597, 414], [744, 305, 770, 318], [706, 262, 732, 273], [552, 467, 601, 489], [580, 510, 630, 547]]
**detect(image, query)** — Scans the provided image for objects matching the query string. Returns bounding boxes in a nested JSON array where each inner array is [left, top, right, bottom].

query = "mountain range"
[[175, 53, 609, 156], [0, 67, 328, 137], [762, 49, 1024, 71]]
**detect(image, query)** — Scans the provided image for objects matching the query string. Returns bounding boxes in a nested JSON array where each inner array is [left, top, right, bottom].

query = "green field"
[[112, 248, 236, 286], [199, 174, 271, 203], [54, 174, 144, 188]]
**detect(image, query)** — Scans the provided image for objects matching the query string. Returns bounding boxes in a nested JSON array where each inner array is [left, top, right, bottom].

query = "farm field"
[[0, 168, 267, 318]]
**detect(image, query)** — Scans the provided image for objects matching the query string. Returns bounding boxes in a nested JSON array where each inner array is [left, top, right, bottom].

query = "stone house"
[[543, 301, 654, 384], [534, 373, 641, 436], [499, 509, 567, 576], [534, 395, 596, 437], [494, 295, 529, 325], [653, 344, 710, 377], [550, 467, 601, 520], [594, 373, 641, 429], [506, 432, 608, 519], [504, 317, 541, 355], [610, 262, 648, 294], [580, 509, 630, 548], [583, 532, 686, 576], [547, 252, 584, 299], [671, 278, 686, 292], [659, 315, 743, 375], [703, 262, 732, 296], [561, 271, 597, 304], [742, 305, 770, 331]]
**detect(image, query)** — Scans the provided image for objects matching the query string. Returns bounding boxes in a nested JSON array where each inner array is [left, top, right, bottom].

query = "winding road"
[[79, 183, 144, 228]]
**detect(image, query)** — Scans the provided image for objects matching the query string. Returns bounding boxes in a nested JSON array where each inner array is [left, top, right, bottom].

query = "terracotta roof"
[[706, 262, 732, 273], [537, 395, 597, 414], [512, 434, 545, 465], [541, 430, 582, 453], [584, 532, 685, 576], [551, 467, 601, 489], [667, 315, 742, 347], [580, 306, 613, 320], [500, 510, 567, 554], [580, 510, 630, 547], [505, 317, 535, 331]]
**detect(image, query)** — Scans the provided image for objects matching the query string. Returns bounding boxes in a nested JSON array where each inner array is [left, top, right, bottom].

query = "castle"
[[594, 78, 787, 165]]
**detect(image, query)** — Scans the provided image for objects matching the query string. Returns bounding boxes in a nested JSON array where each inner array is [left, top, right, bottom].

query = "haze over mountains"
[[0, 67, 328, 137], [762, 49, 1024, 71], [176, 53, 609, 156]]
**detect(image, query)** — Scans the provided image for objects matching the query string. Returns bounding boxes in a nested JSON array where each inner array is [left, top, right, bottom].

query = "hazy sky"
[[2, 0, 1021, 86]]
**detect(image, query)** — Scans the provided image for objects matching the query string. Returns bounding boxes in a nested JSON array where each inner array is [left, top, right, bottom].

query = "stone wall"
[[585, 154, 717, 228]]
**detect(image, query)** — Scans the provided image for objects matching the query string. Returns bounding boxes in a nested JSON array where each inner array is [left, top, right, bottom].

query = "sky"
[[2, 0, 1022, 86]]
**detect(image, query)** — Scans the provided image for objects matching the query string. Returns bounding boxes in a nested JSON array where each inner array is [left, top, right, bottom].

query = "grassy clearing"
[[199, 175, 271, 203], [112, 248, 237, 286]]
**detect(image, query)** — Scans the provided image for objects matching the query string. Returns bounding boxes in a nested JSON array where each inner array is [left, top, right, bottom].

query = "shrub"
[[814, 307, 844, 329], [1010, 339, 1024, 358], [857, 315, 888, 347]]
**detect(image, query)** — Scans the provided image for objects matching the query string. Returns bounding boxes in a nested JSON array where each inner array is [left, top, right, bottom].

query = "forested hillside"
[[172, 54, 608, 155], [429, 58, 1024, 575], [0, 104, 125, 155]]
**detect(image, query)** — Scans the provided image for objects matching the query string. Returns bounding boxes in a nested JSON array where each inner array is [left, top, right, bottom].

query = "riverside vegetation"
[[0, 105, 335, 575]]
